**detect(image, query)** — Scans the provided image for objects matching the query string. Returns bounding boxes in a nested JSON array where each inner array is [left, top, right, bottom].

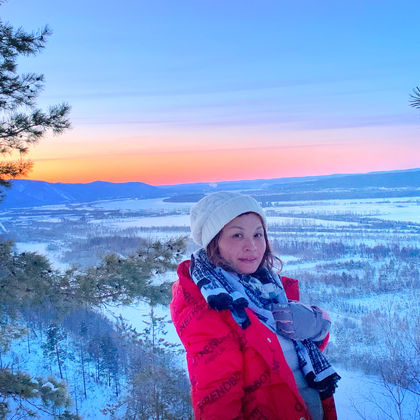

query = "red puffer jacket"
[[170, 260, 337, 420]]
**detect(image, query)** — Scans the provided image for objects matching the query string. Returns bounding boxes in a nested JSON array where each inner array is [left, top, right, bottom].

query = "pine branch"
[[409, 86, 420, 110], [0, 22, 51, 58], [0, 369, 80, 419], [0, 104, 71, 153], [0, 159, 32, 183], [0, 73, 44, 110]]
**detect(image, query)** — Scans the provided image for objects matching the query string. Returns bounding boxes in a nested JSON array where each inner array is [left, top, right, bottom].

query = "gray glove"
[[272, 300, 331, 341]]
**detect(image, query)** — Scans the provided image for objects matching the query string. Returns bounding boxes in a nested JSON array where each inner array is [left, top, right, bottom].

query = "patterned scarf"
[[190, 248, 340, 399]]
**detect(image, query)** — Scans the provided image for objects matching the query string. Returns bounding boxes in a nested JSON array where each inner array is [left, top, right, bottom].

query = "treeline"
[[257, 188, 420, 203], [272, 238, 420, 262], [60, 233, 190, 268], [359, 244, 420, 259], [297, 261, 418, 296], [272, 239, 346, 258], [60, 236, 149, 268]]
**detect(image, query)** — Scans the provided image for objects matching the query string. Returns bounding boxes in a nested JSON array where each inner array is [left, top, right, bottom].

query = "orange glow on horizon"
[[23, 142, 420, 185]]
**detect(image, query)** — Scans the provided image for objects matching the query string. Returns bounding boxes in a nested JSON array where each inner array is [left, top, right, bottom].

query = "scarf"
[[190, 248, 340, 399]]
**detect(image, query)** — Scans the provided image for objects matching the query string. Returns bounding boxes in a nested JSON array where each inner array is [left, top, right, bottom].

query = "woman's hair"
[[206, 212, 282, 273]]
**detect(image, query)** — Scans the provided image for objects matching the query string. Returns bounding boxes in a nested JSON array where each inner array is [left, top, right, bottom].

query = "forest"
[[0, 237, 192, 419]]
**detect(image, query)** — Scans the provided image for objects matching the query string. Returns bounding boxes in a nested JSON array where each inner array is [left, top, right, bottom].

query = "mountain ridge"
[[1, 168, 419, 208]]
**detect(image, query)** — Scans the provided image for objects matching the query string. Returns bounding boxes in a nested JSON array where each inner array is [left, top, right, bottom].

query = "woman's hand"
[[272, 301, 331, 341]]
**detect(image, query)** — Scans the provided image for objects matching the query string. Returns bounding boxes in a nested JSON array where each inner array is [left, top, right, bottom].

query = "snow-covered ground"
[[89, 214, 190, 229], [266, 197, 420, 225], [3, 194, 419, 419], [88, 197, 193, 212], [14, 241, 69, 271], [334, 369, 419, 420]]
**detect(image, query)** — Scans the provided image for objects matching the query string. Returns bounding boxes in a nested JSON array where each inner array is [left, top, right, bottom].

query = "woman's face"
[[217, 213, 267, 274]]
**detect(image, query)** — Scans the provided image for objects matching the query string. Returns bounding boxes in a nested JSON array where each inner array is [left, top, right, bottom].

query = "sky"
[[2, 0, 420, 185]]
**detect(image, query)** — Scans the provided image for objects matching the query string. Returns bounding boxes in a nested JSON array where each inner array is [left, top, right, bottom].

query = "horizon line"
[[13, 166, 420, 187]]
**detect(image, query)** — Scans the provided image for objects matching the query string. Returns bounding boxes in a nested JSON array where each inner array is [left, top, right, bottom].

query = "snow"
[[334, 369, 419, 420], [266, 196, 420, 223], [88, 197, 193, 212], [14, 241, 50, 254], [42, 381, 59, 392], [0, 221, 7, 232], [346, 290, 419, 314], [106, 300, 182, 351], [4, 192, 419, 419], [90, 214, 190, 228], [267, 216, 359, 227], [14, 241, 69, 271]]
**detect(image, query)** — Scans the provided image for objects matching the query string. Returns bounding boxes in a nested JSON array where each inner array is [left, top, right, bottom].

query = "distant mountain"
[[163, 168, 420, 203], [269, 170, 420, 191], [163, 168, 420, 191], [1, 168, 419, 208], [0, 180, 167, 208]]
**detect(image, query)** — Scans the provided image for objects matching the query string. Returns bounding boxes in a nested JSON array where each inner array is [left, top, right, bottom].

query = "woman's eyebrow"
[[225, 225, 263, 230]]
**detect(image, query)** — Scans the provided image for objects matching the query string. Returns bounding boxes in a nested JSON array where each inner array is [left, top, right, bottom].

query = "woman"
[[170, 192, 340, 420]]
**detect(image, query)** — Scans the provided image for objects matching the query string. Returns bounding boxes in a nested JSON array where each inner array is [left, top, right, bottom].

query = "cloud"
[[70, 111, 418, 131], [43, 74, 366, 101], [299, 113, 418, 130]]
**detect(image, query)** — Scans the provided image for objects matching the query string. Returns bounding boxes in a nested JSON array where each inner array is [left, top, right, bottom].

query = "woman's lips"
[[239, 257, 257, 263]]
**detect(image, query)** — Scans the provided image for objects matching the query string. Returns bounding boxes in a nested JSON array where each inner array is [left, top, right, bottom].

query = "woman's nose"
[[243, 238, 257, 251]]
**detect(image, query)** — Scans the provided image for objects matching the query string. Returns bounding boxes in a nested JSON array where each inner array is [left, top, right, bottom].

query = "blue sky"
[[2, 0, 420, 184]]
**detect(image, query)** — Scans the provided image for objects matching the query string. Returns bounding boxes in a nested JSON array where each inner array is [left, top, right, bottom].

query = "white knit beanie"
[[190, 191, 267, 248]]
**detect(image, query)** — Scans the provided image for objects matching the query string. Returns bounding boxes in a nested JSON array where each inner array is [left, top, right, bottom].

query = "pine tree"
[[0, 370, 80, 419], [104, 310, 192, 420], [0, 237, 187, 417], [42, 324, 67, 380], [78, 321, 88, 399], [0, 3, 70, 196], [409, 86, 420, 110], [67, 237, 185, 306]]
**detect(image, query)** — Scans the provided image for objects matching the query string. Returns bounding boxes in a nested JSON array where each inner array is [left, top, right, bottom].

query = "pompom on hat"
[[190, 191, 267, 248]]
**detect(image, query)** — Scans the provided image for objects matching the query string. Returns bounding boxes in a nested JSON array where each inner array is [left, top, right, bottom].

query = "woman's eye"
[[254, 233, 263, 238], [232, 233, 243, 238]]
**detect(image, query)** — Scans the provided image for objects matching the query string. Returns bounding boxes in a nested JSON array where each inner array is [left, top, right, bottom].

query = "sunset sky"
[[3, 0, 420, 185]]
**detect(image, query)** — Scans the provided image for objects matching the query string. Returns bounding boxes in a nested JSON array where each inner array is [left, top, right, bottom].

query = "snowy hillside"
[[1, 184, 419, 419]]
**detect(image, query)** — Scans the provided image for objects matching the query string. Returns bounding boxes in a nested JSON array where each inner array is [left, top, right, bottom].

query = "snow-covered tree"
[[0, 237, 187, 417]]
